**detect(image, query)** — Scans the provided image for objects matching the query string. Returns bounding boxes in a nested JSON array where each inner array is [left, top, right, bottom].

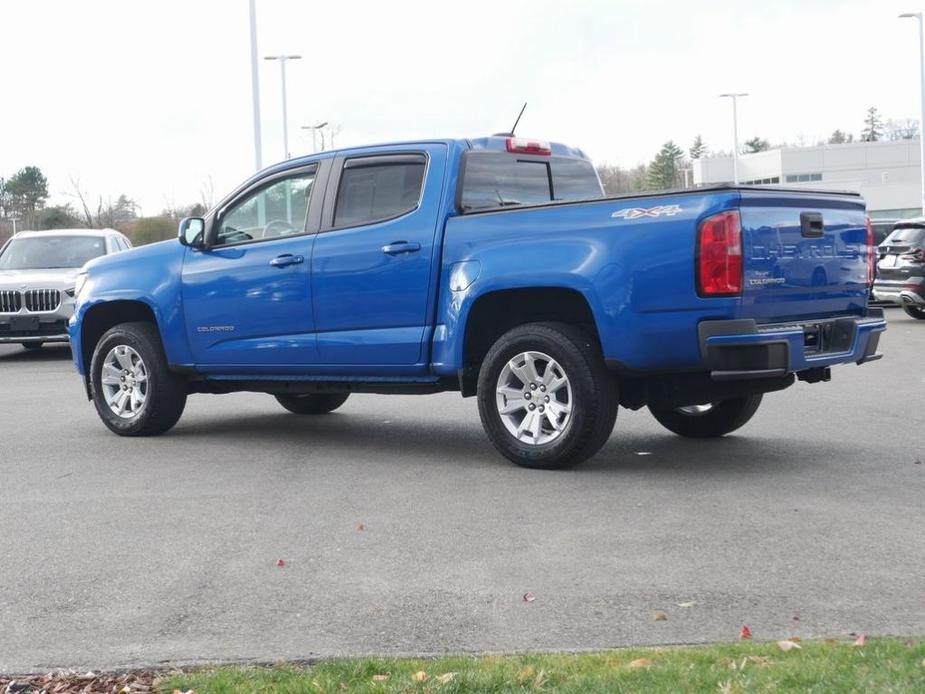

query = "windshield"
[[882, 226, 925, 247], [0, 235, 106, 270]]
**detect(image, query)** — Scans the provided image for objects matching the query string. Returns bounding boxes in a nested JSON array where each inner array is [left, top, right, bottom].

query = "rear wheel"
[[90, 322, 187, 436], [477, 322, 617, 470], [648, 395, 762, 438], [903, 305, 925, 320], [22, 342, 43, 350], [275, 393, 349, 414]]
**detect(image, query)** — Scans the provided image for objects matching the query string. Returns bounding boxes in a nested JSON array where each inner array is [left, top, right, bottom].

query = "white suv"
[[0, 229, 132, 349]]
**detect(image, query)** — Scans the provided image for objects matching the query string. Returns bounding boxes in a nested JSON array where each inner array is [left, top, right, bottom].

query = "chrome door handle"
[[381, 241, 421, 255], [270, 254, 304, 267]]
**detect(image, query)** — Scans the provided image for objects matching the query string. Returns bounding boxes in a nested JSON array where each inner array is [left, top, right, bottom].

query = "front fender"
[[69, 240, 192, 375]]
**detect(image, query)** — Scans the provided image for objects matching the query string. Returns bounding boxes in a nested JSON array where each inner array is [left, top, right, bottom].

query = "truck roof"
[[262, 136, 591, 179]]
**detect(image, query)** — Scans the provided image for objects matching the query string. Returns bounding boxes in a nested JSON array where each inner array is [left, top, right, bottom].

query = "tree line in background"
[[595, 106, 920, 196], [0, 168, 210, 246]]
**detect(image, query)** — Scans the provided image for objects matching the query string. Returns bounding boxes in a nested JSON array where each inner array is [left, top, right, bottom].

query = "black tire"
[[90, 321, 187, 436], [902, 305, 925, 320], [275, 393, 349, 414], [648, 394, 763, 438], [477, 322, 617, 470], [22, 342, 43, 350]]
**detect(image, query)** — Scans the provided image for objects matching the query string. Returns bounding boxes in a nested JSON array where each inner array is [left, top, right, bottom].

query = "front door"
[[182, 164, 322, 367], [310, 145, 446, 365]]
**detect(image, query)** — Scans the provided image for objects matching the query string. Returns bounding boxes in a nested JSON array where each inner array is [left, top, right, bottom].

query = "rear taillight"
[[506, 137, 551, 155], [866, 216, 875, 285], [901, 248, 925, 263], [697, 210, 742, 296]]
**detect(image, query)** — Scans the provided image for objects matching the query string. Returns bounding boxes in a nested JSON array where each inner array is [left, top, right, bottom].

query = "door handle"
[[381, 241, 421, 255], [270, 254, 304, 268]]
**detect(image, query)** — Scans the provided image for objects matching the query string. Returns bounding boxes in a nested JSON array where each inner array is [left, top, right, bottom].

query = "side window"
[[215, 169, 316, 247], [334, 155, 426, 228]]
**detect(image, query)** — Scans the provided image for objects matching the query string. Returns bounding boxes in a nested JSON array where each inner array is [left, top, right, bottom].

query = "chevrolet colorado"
[[69, 136, 886, 468]]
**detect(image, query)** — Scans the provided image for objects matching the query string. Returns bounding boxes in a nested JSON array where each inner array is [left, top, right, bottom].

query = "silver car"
[[0, 229, 132, 349]]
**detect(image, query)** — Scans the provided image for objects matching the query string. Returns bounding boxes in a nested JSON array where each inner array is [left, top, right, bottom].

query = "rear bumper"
[[698, 310, 886, 381], [873, 275, 924, 305]]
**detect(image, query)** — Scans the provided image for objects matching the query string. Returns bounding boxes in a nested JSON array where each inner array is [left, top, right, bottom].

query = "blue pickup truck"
[[69, 136, 886, 468]]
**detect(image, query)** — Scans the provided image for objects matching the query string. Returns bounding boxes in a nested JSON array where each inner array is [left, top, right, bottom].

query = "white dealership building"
[[692, 139, 923, 221]]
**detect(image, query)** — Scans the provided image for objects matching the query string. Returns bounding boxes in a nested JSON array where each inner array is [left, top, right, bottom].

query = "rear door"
[[739, 190, 870, 321], [310, 144, 447, 365]]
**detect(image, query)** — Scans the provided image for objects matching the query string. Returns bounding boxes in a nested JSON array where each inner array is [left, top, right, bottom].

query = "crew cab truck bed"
[[70, 136, 885, 469]]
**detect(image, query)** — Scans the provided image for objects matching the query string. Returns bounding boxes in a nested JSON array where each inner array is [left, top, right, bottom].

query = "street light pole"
[[264, 54, 302, 160], [719, 93, 748, 185], [301, 121, 328, 153], [900, 12, 925, 214], [248, 0, 262, 171]]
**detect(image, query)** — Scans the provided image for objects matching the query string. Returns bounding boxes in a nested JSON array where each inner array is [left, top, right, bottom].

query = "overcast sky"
[[0, 0, 919, 213]]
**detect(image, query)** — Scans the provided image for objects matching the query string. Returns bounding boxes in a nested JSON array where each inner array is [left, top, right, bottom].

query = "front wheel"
[[275, 393, 349, 414], [903, 305, 925, 320], [477, 322, 617, 470], [648, 394, 763, 438], [90, 322, 187, 436]]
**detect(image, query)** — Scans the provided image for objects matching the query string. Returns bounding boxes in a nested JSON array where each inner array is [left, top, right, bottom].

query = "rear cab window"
[[460, 153, 603, 212]]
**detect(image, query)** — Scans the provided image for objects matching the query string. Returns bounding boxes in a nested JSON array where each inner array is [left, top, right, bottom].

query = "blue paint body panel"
[[69, 136, 886, 390]]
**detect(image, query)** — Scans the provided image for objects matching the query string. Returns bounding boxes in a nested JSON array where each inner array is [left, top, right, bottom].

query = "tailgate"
[[738, 190, 869, 322]]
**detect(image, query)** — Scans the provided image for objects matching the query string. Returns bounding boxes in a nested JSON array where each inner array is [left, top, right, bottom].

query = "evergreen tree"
[[646, 141, 685, 190], [861, 107, 883, 142], [689, 134, 707, 159], [744, 137, 770, 153], [5, 166, 48, 229], [828, 129, 848, 144]]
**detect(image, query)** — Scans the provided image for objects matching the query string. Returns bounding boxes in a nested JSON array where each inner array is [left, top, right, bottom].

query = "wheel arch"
[[460, 287, 601, 396], [80, 300, 162, 390]]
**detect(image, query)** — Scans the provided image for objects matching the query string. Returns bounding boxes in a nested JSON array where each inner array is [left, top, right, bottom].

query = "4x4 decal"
[[611, 204, 683, 220]]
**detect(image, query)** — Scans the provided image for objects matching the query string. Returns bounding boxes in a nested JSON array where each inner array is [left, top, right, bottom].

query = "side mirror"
[[178, 217, 205, 248]]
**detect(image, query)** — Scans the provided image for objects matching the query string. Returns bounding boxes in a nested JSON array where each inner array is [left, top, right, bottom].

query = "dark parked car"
[[873, 219, 925, 319]]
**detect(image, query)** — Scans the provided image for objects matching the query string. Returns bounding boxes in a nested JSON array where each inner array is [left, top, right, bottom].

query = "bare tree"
[[884, 118, 919, 141]]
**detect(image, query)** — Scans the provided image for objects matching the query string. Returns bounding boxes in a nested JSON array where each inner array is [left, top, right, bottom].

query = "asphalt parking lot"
[[0, 310, 922, 673]]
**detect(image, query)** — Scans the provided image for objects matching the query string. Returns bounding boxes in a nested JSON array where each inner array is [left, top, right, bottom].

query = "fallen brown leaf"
[[371, 674, 389, 682], [853, 634, 866, 647], [740, 624, 752, 640], [744, 655, 772, 667], [628, 658, 654, 669], [523, 592, 535, 602], [777, 640, 802, 652], [654, 610, 668, 621], [411, 670, 428, 682], [356, 523, 365, 532], [276, 559, 286, 568], [788, 636, 802, 642]]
